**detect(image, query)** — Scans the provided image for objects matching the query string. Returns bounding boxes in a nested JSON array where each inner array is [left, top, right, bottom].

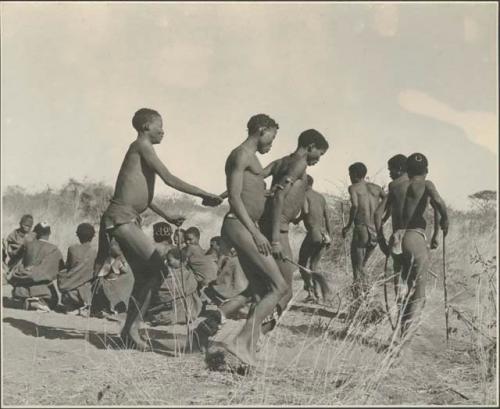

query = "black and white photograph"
[[1, 1, 498, 406]]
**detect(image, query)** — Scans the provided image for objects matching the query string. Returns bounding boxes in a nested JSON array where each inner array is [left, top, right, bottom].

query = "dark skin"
[[219, 126, 288, 366], [293, 183, 332, 300], [109, 114, 222, 350], [397, 171, 448, 336], [375, 168, 440, 256], [342, 172, 385, 298]]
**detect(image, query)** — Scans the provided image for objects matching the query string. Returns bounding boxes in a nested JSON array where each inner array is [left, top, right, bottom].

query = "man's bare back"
[[303, 189, 328, 233], [350, 181, 384, 227], [387, 174, 409, 231]]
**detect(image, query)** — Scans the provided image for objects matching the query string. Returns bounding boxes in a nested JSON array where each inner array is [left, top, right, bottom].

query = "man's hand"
[[271, 241, 284, 261], [251, 230, 272, 256], [342, 226, 349, 239], [201, 194, 223, 207], [440, 218, 449, 237], [167, 215, 186, 227], [430, 236, 439, 250]]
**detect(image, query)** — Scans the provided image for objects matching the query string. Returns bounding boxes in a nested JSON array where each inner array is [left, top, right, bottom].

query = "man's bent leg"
[[400, 231, 429, 338], [298, 235, 313, 293], [112, 223, 166, 350], [221, 218, 287, 365]]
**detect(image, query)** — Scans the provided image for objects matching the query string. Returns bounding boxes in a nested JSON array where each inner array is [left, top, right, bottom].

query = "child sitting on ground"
[[147, 248, 203, 326]]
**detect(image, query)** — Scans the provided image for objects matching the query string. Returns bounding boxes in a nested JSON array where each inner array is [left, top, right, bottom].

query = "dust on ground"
[[2, 278, 496, 406]]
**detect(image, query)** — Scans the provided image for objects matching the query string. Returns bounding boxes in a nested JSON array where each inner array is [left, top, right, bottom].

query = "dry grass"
[[1, 180, 497, 406]]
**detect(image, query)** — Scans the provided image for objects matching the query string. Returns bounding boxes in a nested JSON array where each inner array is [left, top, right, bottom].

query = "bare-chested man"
[[375, 154, 440, 299], [259, 130, 329, 316], [95, 108, 222, 350], [342, 162, 385, 300], [218, 113, 287, 366], [396, 153, 448, 337], [293, 175, 332, 301]]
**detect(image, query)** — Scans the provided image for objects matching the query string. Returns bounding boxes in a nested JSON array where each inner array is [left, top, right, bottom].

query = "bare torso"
[[403, 177, 431, 231], [303, 189, 326, 232], [388, 174, 410, 231], [352, 182, 383, 227], [263, 154, 307, 225], [112, 140, 155, 214], [225, 146, 267, 222]]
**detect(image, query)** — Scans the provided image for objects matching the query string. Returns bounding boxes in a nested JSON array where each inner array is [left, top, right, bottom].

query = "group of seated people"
[[2, 214, 248, 326]]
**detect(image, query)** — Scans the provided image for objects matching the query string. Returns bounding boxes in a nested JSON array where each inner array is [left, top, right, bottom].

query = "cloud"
[[398, 89, 498, 155], [372, 4, 399, 37]]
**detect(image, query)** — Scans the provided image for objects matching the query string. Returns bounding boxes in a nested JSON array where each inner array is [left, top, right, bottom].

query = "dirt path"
[[1, 281, 496, 406]]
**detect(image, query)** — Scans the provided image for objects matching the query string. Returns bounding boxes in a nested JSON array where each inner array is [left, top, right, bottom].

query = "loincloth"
[[102, 200, 142, 231], [389, 229, 405, 256]]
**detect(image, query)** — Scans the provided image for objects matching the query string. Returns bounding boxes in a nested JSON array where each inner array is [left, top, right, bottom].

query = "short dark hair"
[[76, 223, 95, 242], [20, 214, 33, 225], [349, 162, 367, 179], [407, 153, 428, 177], [132, 108, 161, 132], [185, 227, 200, 240], [247, 114, 279, 135], [210, 236, 222, 245], [306, 174, 314, 186], [153, 222, 172, 242], [33, 222, 51, 238], [388, 154, 407, 172], [298, 129, 329, 151]]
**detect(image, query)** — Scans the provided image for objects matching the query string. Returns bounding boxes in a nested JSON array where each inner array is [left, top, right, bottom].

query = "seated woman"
[[57, 223, 97, 315], [147, 248, 202, 326], [91, 238, 134, 317], [2, 214, 35, 281], [8, 222, 64, 311]]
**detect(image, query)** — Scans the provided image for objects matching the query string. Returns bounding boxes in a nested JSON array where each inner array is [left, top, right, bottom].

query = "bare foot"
[[225, 339, 257, 367], [120, 328, 152, 352]]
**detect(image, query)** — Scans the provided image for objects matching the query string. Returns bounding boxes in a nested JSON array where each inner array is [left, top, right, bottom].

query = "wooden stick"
[[340, 201, 350, 276], [442, 235, 450, 345]]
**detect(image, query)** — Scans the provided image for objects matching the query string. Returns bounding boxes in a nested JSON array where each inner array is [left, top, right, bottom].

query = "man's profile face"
[[257, 128, 277, 154], [306, 146, 326, 166], [20, 219, 33, 233], [148, 116, 165, 144]]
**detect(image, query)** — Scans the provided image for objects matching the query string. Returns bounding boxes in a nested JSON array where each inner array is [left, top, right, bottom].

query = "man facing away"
[[9, 222, 64, 312], [94, 108, 222, 350], [293, 174, 332, 301], [58, 223, 97, 315], [375, 154, 440, 300], [342, 162, 386, 300], [395, 153, 448, 337]]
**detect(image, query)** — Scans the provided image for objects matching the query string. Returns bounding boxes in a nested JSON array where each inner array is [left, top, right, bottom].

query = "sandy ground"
[[1, 279, 497, 406]]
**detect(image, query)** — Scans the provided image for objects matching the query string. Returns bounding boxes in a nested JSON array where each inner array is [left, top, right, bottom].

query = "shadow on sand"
[[2, 315, 204, 357]]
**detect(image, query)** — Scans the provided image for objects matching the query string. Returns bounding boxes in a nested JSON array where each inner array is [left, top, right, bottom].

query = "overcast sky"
[[1, 2, 497, 209]]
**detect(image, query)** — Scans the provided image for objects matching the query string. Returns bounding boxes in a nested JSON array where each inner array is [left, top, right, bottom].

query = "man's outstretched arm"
[[149, 202, 186, 227], [139, 141, 221, 205]]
